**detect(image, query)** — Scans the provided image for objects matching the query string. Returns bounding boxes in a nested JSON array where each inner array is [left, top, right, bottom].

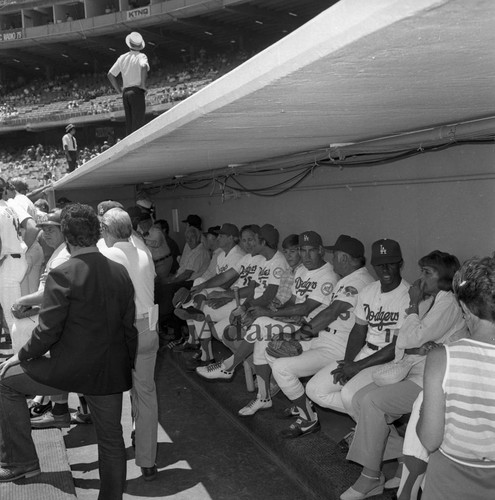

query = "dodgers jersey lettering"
[[233, 254, 266, 288], [326, 267, 375, 335], [252, 250, 289, 299], [355, 279, 410, 348], [216, 245, 246, 275], [293, 262, 339, 320]]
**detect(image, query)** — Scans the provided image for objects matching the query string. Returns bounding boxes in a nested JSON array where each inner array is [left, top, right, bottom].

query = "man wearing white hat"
[[108, 32, 149, 136], [62, 124, 78, 173]]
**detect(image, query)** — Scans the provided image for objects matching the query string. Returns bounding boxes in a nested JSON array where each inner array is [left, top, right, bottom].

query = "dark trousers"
[[156, 280, 193, 340], [123, 87, 146, 136], [66, 151, 78, 172], [0, 364, 126, 500]]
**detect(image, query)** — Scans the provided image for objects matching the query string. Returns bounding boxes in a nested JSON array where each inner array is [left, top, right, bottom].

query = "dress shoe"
[[0, 463, 41, 482], [141, 465, 157, 481], [31, 410, 71, 429]]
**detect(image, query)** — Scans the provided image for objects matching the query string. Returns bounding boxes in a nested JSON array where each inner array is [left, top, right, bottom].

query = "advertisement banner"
[[0, 30, 23, 42], [126, 6, 151, 20]]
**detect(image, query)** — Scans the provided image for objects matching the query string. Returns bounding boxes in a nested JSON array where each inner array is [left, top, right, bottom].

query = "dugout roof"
[[52, 0, 495, 191]]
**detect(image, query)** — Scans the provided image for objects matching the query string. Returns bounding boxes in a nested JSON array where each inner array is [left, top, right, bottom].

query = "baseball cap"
[[299, 231, 323, 247], [37, 209, 62, 227], [325, 234, 364, 259], [218, 223, 239, 238], [97, 200, 123, 217], [260, 224, 279, 248], [182, 214, 202, 230], [65, 124, 75, 133], [126, 206, 148, 221], [204, 225, 221, 237], [370, 239, 403, 265]]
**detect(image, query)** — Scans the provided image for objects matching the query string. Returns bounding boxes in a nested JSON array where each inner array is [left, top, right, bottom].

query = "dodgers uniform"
[[0, 199, 28, 334], [249, 261, 339, 365], [306, 279, 410, 415], [212, 251, 290, 342], [269, 266, 375, 402]]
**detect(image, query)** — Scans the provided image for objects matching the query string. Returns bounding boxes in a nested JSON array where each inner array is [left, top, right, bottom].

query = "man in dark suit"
[[0, 204, 137, 500]]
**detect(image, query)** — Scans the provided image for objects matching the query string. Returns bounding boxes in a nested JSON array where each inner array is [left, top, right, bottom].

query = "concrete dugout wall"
[[64, 143, 494, 283]]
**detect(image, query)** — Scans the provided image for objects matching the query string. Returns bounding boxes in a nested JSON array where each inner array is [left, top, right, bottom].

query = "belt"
[[366, 341, 379, 351], [404, 347, 421, 355], [136, 312, 149, 320], [9, 254, 21, 258], [154, 253, 171, 264], [123, 86, 145, 92]]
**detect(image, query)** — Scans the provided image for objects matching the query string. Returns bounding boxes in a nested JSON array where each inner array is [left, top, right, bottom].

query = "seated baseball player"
[[187, 224, 288, 371], [305, 239, 410, 420], [197, 231, 339, 425], [267, 235, 374, 438], [173, 223, 245, 351]]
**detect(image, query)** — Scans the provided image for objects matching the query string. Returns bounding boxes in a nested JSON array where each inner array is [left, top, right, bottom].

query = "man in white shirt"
[[108, 32, 149, 136], [62, 124, 78, 172], [100, 208, 159, 482]]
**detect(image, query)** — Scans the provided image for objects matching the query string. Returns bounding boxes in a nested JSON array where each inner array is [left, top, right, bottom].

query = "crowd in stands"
[[0, 142, 116, 186], [0, 49, 251, 126], [1, 187, 493, 498]]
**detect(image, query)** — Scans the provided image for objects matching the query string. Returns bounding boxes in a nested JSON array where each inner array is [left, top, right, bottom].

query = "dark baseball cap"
[[260, 224, 279, 247], [325, 234, 365, 259], [97, 200, 123, 217], [204, 225, 221, 237], [218, 223, 239, 238], [37, 209, 62, 227], [370, 239, 403, 265], [182, 214, 202, 230], [299, 231, 323, 248]]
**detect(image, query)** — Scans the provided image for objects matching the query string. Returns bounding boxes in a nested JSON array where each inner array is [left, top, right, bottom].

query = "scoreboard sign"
[[126, 6, 151, 20], [0, 30, 23, 41]]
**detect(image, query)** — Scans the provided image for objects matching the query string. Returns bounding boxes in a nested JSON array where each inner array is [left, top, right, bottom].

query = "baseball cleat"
[[238, 398, 272, 417], [196, 361, 233, 380]]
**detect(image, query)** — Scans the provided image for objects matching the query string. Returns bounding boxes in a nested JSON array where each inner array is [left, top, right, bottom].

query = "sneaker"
[[238, 398, 272, 417], [185, 357, 215, 372], [71, 408, 92, 424], [277, 405, 300, 419], [31, 411, 71, 429], [280, 417, 321, 439], [196, 361, 233, 381], [28, 400, 52, 419], [174, 306, 205, 322]]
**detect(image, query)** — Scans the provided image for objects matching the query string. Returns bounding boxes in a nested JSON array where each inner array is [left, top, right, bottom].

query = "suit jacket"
[[18, 249, 137, 395]]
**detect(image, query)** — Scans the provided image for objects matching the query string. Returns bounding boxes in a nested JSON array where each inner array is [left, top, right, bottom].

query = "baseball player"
[[197, 231, 339, 421], [0, 177, 29, 336], [267, 235, 374, 438], [305, 239, 410, 419]]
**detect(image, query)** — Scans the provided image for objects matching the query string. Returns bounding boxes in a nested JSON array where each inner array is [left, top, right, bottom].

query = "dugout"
[[51, 0, 495, 281]]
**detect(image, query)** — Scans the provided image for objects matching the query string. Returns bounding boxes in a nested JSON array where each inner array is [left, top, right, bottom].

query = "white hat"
[[126, 32, 145, 51]]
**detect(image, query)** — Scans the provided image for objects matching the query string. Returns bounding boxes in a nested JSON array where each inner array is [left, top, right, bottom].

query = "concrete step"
[[0, 429, 76, 500]]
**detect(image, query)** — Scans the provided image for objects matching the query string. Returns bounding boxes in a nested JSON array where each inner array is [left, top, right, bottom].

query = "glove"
[[265, 338, 303, 358]]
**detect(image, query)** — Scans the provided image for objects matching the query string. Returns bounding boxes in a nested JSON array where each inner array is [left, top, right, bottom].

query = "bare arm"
[[107, 72, 122, 94], [417, 346, 446, 452], [21, 217, 39, 248]]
